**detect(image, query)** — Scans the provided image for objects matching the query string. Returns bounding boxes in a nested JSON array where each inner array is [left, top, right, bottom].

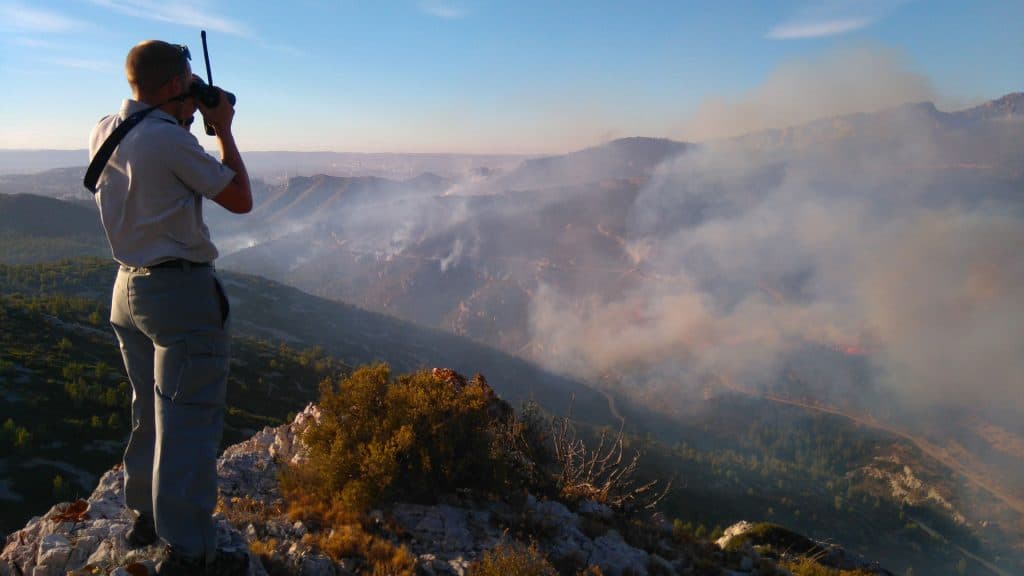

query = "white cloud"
[[0, 2, 82, 33], [88, 0, 250, 36], [767, 0, 904, 40], [767, 17, 871, 39], [418, 1, 468, 19]]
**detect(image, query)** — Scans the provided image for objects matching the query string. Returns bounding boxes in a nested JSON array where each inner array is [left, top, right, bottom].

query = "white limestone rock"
[[585, 530, 649, 576], [36, 534, 71, 570], [716, 520, 755, 549]]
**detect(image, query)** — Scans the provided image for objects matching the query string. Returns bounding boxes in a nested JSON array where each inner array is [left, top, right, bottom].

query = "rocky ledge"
[[2, 403, 889, 576], [1, 405, 679, 576]]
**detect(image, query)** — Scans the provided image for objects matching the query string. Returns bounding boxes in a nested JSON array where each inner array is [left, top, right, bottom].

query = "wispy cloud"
[[88, 0, 250, 36], [9, 37, 58, 49], [0, 2, 83, 33], [418, 0, 469, 19], [767, 17, 871, 39], [767, 0, 902, 40], [44, 57, 116, 72]]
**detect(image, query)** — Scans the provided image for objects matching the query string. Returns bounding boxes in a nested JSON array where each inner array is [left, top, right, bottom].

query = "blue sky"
[[0, 0, 1020, 153]]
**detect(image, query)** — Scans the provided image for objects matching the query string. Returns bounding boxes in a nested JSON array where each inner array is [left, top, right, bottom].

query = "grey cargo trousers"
[[109, 263, 231, 564]]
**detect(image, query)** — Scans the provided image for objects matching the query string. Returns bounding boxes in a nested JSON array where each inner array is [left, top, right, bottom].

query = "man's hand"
[[199, 84, 251, 214], [197, 86, 235, 136]]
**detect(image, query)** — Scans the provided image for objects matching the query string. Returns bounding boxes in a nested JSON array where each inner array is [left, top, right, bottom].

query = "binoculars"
[[190, 77, 236, 109]]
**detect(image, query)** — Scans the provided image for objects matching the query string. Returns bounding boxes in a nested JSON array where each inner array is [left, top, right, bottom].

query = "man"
[[88, 40, 251, 575]]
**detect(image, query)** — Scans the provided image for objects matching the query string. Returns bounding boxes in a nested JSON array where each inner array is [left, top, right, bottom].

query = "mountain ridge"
[[2, 92, 1019, 181]]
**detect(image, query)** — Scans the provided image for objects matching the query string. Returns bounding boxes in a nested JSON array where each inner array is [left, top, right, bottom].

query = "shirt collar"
[[119, 99, 178, 125]]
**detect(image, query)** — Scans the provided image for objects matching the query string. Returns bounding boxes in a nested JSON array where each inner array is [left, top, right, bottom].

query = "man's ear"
[[172, 75, 186, 96], [167, 73, 188, 98]]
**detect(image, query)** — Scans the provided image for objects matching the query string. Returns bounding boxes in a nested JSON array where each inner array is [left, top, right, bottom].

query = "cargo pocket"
[[165, 333, 230, 406]]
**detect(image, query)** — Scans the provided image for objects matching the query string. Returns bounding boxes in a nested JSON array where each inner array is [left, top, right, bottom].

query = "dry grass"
[[306, 523, 416, 576], [781, 556, 876, 575], [216, 495, 284, 529], [246, 538, 293, 576], [468, 542, 558, 576], [248, 538, 278, 557]]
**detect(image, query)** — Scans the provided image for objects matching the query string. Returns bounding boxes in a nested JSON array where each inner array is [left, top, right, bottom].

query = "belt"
[[146, 259, 212, 269]]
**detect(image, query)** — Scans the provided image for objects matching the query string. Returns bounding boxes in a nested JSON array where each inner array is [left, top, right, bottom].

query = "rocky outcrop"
[[3, 401, 887, 576], [716, 521, 893, 575], [0, 468, 259, 576], [1, 404, 668, 576], [216, 404, 670, 576], [856, 454, 966, 525]]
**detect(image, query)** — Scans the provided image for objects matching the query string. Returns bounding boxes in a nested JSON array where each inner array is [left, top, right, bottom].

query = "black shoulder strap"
[[83, 106, 160, 194]]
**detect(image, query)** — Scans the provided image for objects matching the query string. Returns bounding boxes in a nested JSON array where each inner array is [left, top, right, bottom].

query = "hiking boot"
[[208, 546, 249, 576], [125, 512, 158, 548], [155, 547, 203, 576], [156, 546, 249, 576]]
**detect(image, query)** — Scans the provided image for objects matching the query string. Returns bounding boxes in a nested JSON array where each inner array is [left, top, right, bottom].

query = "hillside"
[[0, 194, 107, 264], [493, 137, 690, 191], [1, 258, 1018, 575], [0, 257, 613, 532]]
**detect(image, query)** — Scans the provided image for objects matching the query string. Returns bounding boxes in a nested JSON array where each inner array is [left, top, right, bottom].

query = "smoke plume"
[[681, 46, 935, 142], [529, 48, 1024, 415]]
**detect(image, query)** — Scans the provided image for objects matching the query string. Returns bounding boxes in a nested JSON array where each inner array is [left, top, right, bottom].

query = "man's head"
[[126, 40, 196, 125]]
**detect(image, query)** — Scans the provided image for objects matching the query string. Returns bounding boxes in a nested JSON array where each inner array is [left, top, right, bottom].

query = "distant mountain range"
[[0, 151, 86, 175], [0, 150, 526, 180], [0, 194, 99, 237]]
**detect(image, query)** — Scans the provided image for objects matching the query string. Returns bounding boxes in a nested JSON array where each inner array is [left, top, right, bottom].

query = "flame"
[[830, 343, 868, 356]]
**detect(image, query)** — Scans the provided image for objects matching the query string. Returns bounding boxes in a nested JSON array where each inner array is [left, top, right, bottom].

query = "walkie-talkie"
[[189, 30, 237, 136]]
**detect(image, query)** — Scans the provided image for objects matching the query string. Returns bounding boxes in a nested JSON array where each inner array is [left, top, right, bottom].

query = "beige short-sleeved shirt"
[[88, 99, 235, 267]]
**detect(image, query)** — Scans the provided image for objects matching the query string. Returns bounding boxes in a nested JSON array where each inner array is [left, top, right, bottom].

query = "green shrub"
[[1, 418, 32, 450], [281, 363, 540, 513]]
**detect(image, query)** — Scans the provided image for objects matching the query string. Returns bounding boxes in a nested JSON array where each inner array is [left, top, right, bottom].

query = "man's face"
[[172, 63, 197, 128]]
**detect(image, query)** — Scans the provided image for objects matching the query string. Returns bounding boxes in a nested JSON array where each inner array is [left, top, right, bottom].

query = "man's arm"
[[199, 88, 252, 214]]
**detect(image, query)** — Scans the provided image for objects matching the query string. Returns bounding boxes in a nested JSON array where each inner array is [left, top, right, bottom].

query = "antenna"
[[201, 30, 214, 86], [196, 30, 235, 135]]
